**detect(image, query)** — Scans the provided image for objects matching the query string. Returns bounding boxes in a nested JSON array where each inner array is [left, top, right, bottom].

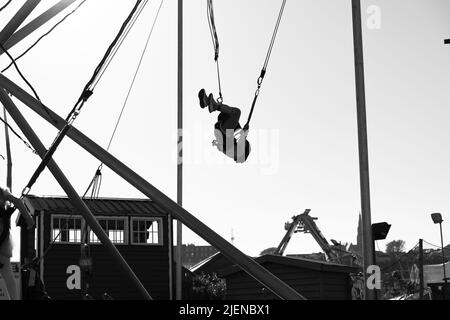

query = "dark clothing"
[[212, 102, 251, 163], [216, 103, 242, 132]]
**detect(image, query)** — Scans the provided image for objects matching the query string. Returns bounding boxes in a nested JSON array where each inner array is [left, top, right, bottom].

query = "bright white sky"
[[1, 0, 450, 262]]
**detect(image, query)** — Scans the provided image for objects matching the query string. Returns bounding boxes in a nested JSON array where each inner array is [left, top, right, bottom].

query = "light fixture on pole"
[[431, 213, 447, 299]]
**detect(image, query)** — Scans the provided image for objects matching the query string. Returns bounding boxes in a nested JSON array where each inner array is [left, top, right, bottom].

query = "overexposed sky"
[[1, 0, 450, 262]]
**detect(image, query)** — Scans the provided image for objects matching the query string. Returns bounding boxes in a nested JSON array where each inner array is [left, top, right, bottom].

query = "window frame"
[[50, 214, 84, 245], [130, 217, 163, 246], [87, 216, 129, 246]]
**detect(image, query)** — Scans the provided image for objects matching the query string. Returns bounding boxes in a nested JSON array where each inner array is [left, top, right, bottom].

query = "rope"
[[244, 0, 287, 129], [106, 0, 164, 153], [88, 0, 163, 198], [21, 0, 148, 197], [0, 0, 11, 12], [0, 114, 37, 154], [207, 0, 223, 102], [423, 240, 450, 253], [0, 43, 42, 102], [1, 0, 89, 73], [33, 0, 163, 263]]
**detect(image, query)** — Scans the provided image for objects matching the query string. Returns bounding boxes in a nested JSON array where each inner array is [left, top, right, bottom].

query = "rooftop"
[[26, 196, 168, 217]]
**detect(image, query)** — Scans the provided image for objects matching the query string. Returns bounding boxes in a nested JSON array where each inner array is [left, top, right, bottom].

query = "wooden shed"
[[26, 196, 171, 300], [218, 254, 358, 300]]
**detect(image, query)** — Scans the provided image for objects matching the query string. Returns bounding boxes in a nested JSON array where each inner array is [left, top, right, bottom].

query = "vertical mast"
[[351, 0, 375, 300], [176, 0, 183, 301], [3, 107, 12, 191]]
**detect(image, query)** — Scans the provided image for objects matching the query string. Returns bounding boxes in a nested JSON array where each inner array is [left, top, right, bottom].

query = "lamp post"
[[431, 213, 447, 299], [371, 222, 391, 299], [431, 213, 447, 281]]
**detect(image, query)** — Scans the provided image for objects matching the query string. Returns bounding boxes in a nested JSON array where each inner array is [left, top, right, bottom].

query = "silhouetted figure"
[[199, 89, 251, 163]]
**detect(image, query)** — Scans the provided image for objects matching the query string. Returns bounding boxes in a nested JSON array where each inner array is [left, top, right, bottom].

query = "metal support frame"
[[0, 88, 152, 300], [0, 73, 305, 300], [0, 0, 42, 45], [352, 0, 375, 300], [1, 0, 77, 55]]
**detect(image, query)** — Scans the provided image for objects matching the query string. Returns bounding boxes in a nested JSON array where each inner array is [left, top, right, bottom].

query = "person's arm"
[[0, 188, 34, 229]]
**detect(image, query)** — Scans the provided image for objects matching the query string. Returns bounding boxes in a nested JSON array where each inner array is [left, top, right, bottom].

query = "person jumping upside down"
[[198, 89, 251, 163]]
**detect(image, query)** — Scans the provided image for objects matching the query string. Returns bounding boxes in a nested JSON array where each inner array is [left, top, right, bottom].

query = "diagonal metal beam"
[[1, 0, 77, 56], [0, 87, 152, 300], [0, 0, 41, 45], [0, 74, 306, 300]]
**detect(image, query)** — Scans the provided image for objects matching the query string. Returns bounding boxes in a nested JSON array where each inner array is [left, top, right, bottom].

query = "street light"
[[431, 213, 447, 300], [371, 222, 391, 300]]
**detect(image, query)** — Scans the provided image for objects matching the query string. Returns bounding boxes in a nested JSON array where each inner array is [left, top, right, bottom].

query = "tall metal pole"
[[419, 239, 424, 300], [0, 0, 41, 45], [3, 107, 12, 191], [1, 0, 77, 56], [176, 0, 183, 301], [0, 74, 306, 300], [351, 0, 375, 300], [0, 89, 153, 300], [439, 223, 447, 281]]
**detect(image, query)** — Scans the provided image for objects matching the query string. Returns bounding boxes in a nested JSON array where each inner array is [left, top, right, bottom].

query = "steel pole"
[[0, 0, 41, 45], [419, 239, 424, 300], [351, 0, 375, 300], [176, 0, 183, 301], [440, 223, 447, 281], [0, 74, 306, 300], [1, 0, 77, 55], [0, 88, 153, 300], [3, 107, 12, 190]]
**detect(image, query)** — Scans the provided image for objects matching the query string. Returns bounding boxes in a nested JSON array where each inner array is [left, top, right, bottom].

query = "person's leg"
[[216, 104, 241, 130], [0, 255, 18, 300]]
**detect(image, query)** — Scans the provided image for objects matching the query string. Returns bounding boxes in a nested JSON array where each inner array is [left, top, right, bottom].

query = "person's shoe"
[[208, 94, 218, 113], [198, 89, 208, 109]]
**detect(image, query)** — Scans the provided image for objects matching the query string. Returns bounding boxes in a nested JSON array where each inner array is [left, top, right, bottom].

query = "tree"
[[385, 240, 406, 255], [259, 247, 278, 256], [190, 272, 226, 300]]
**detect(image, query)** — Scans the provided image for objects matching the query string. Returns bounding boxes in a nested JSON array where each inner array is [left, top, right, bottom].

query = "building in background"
[[25, 196, 171, 300], [174, 244, 218, 269]]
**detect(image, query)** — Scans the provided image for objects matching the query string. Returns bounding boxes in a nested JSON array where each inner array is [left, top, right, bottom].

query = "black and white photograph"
[[0, 0, 449, 311]]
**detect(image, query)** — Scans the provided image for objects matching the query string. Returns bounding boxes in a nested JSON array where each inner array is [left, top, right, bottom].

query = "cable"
[[1, 0, 89, 73], [66, 0, 145, 122], [381, 242, 420, 273], [22, 0, 148, 197], [207, 0, 223, 102], [244, 0, 287, 129], [0, 0, 11, 12], [105, 0, 164, 153], [0, 43, 41, 102], [90, 0, 164, 197], [0, 114, 37, 154], [423, 240, 450, 253]]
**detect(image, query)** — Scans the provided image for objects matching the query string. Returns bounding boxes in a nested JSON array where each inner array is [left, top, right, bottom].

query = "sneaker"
[[198, 89, 208, 109]]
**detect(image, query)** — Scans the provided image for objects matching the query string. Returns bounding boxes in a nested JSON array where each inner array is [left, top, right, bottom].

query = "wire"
[[22, 0, 148, 197], [90, 0, 164, 198], [0, 114, 37, 154], [263, 0, 287, 71], [423, 240, 450, 253], [381, 242, 420, 273], [105, 0, 164, 153], [207, 0, 223, 102], [1, 0, 89, 73], [0, 0, 11, 12], [66, 0, 146, 123], [0, 43, 41, 102]]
